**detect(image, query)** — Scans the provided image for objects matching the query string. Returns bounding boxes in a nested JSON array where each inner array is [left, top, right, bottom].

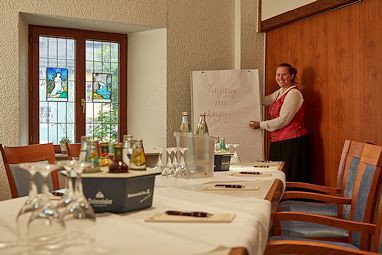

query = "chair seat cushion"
[[279, 200, 339, 217], [271, 235, 359, 250], [281, 221, 349, 238]]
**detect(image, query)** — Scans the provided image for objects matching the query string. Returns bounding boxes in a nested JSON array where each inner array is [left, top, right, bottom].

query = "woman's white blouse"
[[259, 86, 304, 132]]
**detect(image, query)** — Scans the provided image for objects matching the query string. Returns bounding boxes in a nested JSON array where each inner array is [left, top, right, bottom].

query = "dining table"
[[0, 162, 285, 255]]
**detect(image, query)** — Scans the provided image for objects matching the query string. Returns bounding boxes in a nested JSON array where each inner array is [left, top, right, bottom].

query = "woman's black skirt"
[[269, 135, 310, 182]]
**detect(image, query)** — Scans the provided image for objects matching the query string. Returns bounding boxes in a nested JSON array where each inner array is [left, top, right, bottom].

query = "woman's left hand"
[[249, 121, 260, 129]]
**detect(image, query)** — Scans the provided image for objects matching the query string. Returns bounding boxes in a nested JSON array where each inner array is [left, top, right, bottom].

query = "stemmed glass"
[[56, 160, 77, 211], [178, 148, 191, 177], [173, 147, 182, 177], [168, 147, 178, 176], [225, 144, 233, 153], [27, 163, 65, 251], [162, 148, 174, 176], [153, 148, 164, 172], [230, 144, 241, 165], [16, 162, 47, 244], [62, 161, 96, 246]]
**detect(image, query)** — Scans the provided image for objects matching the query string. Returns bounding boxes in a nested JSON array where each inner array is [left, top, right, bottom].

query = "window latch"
[[81, 99, 86, 114]]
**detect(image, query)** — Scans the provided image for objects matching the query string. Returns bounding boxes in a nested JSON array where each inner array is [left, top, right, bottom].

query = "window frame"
[[28, 25, 127, 144]]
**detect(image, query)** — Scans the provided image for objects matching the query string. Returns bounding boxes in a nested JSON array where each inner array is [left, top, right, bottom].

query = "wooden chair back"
[[66, 143, 81, 159], [340, 141, 365, 196], [336, 141, 365, 218], [66, 141, 100, 160], [350, 143, 382, 249], [336, 140, 351, 187], [0, 143, 60, 198]]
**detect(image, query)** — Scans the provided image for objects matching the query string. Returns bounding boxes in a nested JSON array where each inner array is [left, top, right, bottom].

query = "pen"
[[214, 184, 244, 188], [165, 210, 212, 217], [239, 171, 262, 175]]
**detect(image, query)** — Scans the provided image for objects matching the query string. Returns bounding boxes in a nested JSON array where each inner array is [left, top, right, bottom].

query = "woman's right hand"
[[249, 121, 260, 129]]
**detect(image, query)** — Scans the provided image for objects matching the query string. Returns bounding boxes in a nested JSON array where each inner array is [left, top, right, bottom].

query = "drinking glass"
[[230, 144, 241, 165], [161, 147, 174, 176], [225, 144, 233, 153], [56, 160, 77, 210], [178, 148, 191, 177], [62, 161, 96, 246], [16, 162, 47, 244], [27, 164, 65, 251], [168, 147, 178, 176], [173, 147, 182, 177], [152, 148, 164, 172]]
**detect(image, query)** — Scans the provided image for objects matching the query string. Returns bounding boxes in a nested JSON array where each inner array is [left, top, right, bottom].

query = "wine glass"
[[168, 147, 178, 176], [173, 147, 182, 177], [178, 148, 191, 177], [56, 160, 77, 211], [152, 148, 164, 172], [225, 144, 233, 153], [62, 161, 96, 246], [16, 162, 47, 245], [230, 144, 241, 165], [27, 163, 65, 251], [161, 147, 174, 176]]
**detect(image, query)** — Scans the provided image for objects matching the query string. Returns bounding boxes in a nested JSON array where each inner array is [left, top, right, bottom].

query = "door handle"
[[81, 99, 86, 114]]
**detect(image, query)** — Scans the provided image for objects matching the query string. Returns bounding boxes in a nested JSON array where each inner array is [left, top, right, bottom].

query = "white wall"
[[262, 0, 316, 20], [127, 29, 167, 151]]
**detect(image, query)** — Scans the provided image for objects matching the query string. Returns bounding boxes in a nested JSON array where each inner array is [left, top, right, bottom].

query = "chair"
[[66, 141, 100, 160], [0, 143, 60, 198], [285, 139, 351, 195], [271, 143, 382, 249], [279, 140, 363, 218], [266, 184, 382, 255], [66, 143, 81, 159]]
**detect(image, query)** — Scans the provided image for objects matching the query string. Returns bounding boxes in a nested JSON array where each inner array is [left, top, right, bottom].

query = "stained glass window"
[[39, 37, 75, 144], [85, 41, 120, 143]]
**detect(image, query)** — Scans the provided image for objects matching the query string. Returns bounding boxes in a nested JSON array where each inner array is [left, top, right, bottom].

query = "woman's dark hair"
[[277, 63, 297, 83]]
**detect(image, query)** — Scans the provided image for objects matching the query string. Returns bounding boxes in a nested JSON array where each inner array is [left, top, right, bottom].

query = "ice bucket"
[[174, 132, 215, 177]]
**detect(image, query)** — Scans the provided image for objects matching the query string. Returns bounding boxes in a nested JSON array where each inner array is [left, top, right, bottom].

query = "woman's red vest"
[[269, 88, 308, 142]]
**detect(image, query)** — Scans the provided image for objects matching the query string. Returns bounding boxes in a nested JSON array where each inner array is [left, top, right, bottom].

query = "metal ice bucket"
[[174, 132, 215, 178]]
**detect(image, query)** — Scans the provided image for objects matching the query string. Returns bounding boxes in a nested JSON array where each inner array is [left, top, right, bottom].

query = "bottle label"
[[122, 148, 130, 165]]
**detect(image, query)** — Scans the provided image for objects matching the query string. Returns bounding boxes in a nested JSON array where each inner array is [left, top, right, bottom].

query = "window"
[[29, 26, 127, 144]]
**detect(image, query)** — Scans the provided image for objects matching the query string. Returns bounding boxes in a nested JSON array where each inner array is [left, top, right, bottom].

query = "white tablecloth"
[[0, 165, 285, 255]]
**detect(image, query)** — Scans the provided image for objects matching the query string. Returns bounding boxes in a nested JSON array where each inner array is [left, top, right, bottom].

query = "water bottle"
[[195, 112, 209, 135], [79, 136, 89, 162], [220, 138, 227, 152], [179, 112, 192, 133], [84, 140, 100, 173], [214, 136, 221, 152], [122, 135, 133, 165]]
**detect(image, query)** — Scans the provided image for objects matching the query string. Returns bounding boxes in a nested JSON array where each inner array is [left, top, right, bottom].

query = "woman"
[[249, 63, 310, 182]]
